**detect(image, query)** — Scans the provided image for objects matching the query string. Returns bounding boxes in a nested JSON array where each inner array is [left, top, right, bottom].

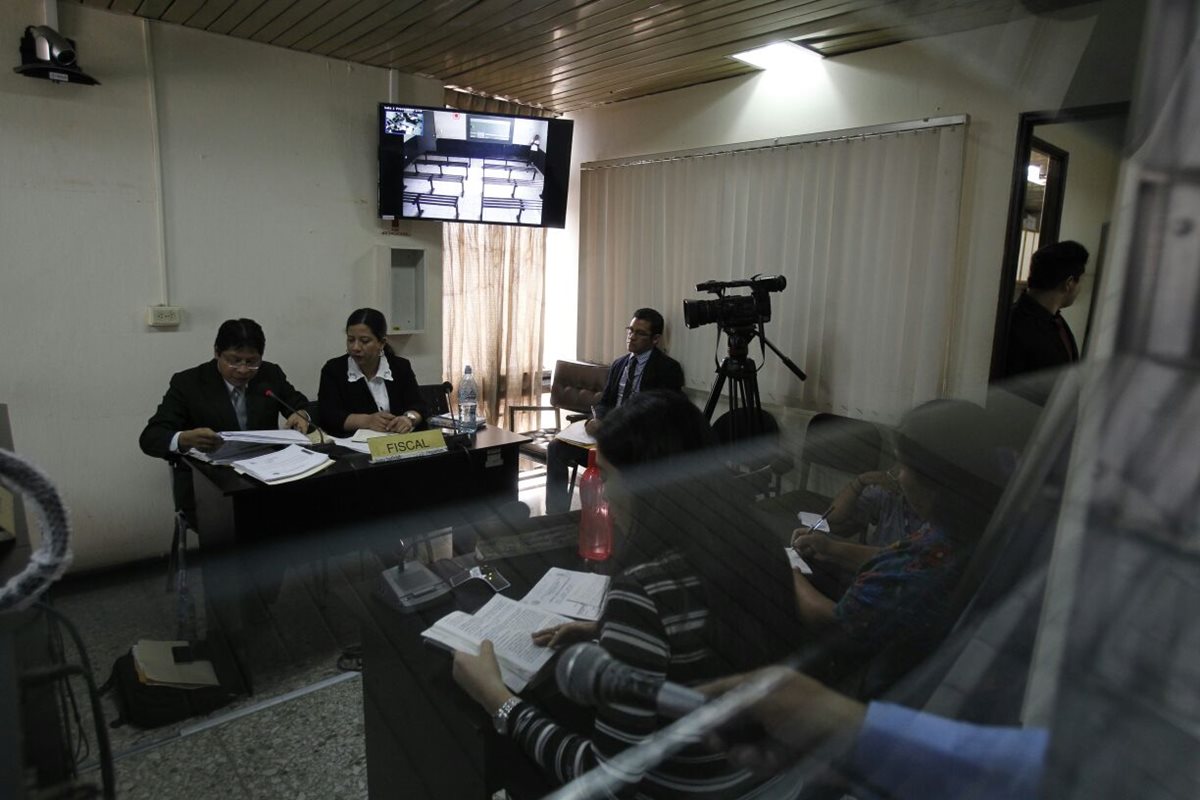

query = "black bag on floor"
[[101, 649, 235, 729]]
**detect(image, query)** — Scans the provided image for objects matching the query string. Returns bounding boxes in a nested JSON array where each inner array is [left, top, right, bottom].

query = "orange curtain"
[[442, 223, 546, 429]]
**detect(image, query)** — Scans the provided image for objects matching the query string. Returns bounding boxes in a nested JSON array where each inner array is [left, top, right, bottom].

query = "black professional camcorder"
[[682, 275, 787, 330]]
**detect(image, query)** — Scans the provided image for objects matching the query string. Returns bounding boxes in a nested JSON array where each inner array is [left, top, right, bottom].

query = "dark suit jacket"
[[1003, 292, 1079, 378], [317, 353, 427, 436], [139, 359, 310, 518], [594, 347, 685, 418]]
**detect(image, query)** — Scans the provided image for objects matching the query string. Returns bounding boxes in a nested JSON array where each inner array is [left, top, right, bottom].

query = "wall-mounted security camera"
[[13, 25, 99, 85]]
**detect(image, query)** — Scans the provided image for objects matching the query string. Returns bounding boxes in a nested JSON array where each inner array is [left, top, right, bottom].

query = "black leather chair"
[[507, 360, 608, 492], [750, 412, 885, 538], [417, 384, 451, 417]]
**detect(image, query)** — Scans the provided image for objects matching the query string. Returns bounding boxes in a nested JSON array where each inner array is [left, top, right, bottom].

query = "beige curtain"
[[579, 120, 967, 424], [443, 223, 546, 429]]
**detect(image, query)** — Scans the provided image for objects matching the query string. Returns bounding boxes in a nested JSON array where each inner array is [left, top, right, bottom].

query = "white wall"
[[0, 2, 443, 570], [546, 3, 1134, 398]]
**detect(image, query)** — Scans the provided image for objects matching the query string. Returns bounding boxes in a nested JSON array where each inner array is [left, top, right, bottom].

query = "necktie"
[[232, 387, 248, 430], [619, 355, 638, 406]]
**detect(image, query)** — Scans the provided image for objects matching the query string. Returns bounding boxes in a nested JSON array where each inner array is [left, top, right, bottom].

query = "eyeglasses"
[[220, 354, 262, 371], [625, 327, 653, 339]]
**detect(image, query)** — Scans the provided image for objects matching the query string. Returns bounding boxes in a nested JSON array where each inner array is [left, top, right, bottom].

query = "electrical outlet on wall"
[[146, 306, 183, 327]]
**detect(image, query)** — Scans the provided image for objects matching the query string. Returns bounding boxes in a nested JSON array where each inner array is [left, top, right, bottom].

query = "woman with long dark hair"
[[452, 391, 804, 798], [316, 308, 427, 437]]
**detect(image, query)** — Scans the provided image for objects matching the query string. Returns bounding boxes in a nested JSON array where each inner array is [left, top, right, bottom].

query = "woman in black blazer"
[[317, 308, 427, 437]]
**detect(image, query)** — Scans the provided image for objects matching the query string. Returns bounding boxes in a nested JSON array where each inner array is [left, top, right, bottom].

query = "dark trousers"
[[545, 439, 590, 514]]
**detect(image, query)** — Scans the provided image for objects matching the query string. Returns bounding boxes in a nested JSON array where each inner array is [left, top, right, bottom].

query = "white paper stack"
[[218, 429, 312, 445], [232, 444, 333, 485]]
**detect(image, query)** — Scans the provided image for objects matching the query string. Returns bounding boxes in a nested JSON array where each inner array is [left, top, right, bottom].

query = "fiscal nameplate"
[[368, 430, 448, 462]]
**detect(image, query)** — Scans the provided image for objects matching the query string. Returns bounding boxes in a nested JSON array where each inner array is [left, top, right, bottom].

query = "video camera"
[[682, 275, 787, 330]]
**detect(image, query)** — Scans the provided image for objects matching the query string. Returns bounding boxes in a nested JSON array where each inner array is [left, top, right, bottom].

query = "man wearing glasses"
[[544, 308, 684, 514], [140, 318, 311, 525]]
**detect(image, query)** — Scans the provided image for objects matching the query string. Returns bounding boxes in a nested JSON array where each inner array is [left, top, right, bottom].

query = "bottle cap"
[[464, 365, 473, 374]]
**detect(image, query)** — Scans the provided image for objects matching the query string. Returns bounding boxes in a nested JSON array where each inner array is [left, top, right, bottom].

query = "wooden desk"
[[190, 427, 530, 693], [356, 529, 588, 800]]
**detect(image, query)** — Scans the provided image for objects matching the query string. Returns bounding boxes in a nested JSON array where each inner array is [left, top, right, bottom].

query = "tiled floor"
[[45, 466, 559, 799]]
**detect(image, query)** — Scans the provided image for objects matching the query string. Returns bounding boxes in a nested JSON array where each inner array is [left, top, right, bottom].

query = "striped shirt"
[[508, 550, 794, 799]]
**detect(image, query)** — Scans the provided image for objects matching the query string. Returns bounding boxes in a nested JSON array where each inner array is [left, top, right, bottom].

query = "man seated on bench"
[[544, 307, 684, 514]]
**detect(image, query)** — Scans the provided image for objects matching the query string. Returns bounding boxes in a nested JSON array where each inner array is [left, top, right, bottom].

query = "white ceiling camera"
[[14, 25, 99, 85]]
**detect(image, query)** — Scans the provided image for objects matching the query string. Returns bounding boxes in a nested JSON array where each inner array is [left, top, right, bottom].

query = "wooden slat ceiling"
[[76, 0, 1096, 114]]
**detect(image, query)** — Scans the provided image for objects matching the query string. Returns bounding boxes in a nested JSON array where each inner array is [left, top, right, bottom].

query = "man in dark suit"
[[544, 308, 685, 513], [1003, 240, 1088, 379], [140, 318, 311, 526]]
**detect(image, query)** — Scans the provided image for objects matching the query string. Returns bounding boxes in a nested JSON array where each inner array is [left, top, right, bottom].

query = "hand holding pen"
[[791, 506, 834, 562]]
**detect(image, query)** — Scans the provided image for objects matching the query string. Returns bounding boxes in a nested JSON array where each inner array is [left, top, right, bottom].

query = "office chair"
[[711, 407, 794, 500], [507, 360, 608, 496]]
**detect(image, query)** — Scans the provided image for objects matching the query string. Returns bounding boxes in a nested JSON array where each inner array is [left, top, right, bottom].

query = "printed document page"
[[422, 595, 569, 691], [522, 567, 610, 621], [232, 444, 332, 485]]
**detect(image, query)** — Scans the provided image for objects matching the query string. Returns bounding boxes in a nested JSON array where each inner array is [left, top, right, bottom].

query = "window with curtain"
[[577, 118, 967, 423], [442, 223, 546, 428]]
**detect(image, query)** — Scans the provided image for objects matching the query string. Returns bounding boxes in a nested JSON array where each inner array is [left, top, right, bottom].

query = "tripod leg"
[[703, 368, 728, 421]]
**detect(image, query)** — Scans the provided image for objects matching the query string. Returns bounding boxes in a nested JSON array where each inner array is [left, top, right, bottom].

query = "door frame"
[[988, 102, 1129, 381]]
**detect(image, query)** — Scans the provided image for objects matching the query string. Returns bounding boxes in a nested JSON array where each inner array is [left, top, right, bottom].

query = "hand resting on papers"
[[531, 620, 599, 649], [180, 428, 224, 452]]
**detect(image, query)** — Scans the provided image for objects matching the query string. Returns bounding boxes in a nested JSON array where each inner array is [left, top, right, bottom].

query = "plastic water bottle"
[[578, 449, 612, 563], [458, 365, 478, 434]]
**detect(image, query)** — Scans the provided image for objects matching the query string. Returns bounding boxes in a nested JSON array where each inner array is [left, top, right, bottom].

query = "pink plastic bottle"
[[578, 449, 612, 563]]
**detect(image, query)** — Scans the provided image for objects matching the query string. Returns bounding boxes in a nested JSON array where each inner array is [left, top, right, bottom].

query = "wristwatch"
[[404, 411, 419, 424], [492, 696, 522, 735]]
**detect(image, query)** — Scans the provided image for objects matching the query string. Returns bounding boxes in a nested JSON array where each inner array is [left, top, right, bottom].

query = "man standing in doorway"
[[1004, 240, 1088, 378], [544, 308, 685, 514]]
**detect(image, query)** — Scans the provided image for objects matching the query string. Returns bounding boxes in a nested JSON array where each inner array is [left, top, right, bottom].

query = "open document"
[[521, 567, 610, 621], [554, 419, 595, 448], [421, 594, 569, 692], [232, 444, 333, 485]]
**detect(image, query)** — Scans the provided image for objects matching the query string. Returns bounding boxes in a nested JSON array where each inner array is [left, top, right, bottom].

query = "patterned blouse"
[[836, 521, 972, 652]]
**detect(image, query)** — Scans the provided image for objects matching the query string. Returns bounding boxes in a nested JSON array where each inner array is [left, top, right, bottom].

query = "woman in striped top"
[[453, 391, 804, 799]]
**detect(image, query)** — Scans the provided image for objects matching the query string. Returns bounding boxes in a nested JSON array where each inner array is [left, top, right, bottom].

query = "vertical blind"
[[577, 118, 967, 423]]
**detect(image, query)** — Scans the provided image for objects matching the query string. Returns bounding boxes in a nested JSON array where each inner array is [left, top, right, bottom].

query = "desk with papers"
[[355, 525, 593, 800], [188, 426, 530, 694]]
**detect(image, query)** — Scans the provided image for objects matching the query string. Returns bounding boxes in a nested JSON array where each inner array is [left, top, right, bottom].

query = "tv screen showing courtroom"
[[378, 104, 574, 229]]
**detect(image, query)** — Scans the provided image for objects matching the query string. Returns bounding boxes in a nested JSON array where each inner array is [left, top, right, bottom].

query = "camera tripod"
[[701, 323, 807, 442]]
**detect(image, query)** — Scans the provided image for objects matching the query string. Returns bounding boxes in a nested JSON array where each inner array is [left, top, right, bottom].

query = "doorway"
[[989, 103, 1129, 380]]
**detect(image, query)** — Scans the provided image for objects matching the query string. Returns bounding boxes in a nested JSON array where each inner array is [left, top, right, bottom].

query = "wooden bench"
[[414, 156, 470, 175], [482, 176, 542, 197], [406, 172, 466, 194], [402, 191, 460, 218], [481, 196, 542, 223], [483, 159, 536, 179]]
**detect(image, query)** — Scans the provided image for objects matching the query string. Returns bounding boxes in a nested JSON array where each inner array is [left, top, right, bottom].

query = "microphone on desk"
[[264, 388, 327, 443], [441, 380, 459, 432], [556, 643, 706, 718]]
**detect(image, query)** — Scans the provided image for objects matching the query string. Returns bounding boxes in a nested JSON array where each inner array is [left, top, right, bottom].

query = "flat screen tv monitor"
[[378, 103, 574, 228]]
